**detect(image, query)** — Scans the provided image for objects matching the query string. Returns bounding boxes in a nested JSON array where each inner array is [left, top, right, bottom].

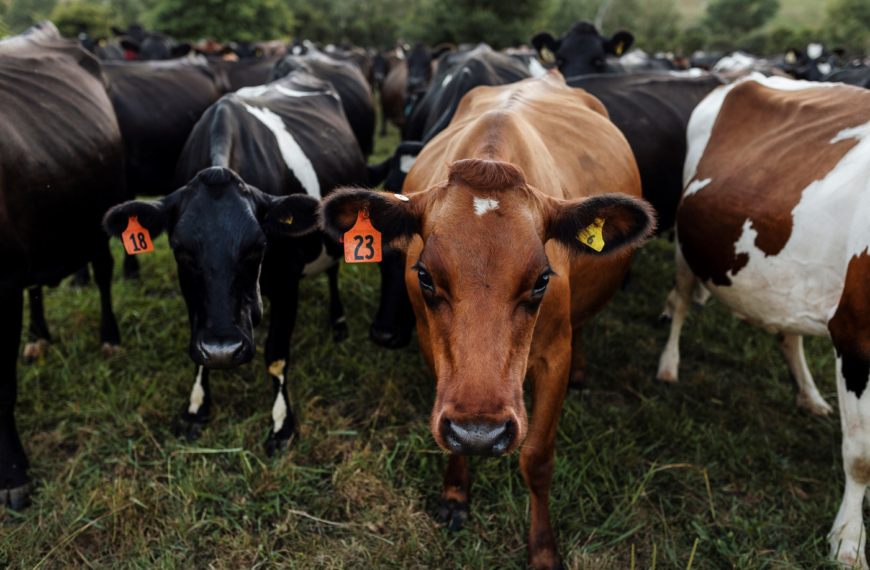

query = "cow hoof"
[[0, 482, 32, 511], [265, 432, 294, 457], [437, 498, 468, 532], [369, 323, 412, 349], [101, 343, 120, 357], [22, 339, 48, 365], [178, 415, 208, 442], [796, 393, 834, 417], [332, 320, 349, 343]]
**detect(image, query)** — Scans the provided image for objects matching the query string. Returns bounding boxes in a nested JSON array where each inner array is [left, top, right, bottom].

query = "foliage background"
[[0, 0, 867, 55]]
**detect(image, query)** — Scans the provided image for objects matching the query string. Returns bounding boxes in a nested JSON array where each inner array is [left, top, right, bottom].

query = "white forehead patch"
[[473, 196, 499, 216], [240, 102, 321, 198], [399, 154, 416, 173], [527, 58, 547, 77], [817, 62, 831, 76], [807, 43, 823, 60]]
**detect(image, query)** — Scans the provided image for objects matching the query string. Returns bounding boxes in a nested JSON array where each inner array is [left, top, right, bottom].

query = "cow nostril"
[[441, 418, 515, 456]]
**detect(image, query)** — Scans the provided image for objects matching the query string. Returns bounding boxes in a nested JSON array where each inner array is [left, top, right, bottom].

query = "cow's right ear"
[[111, 26, 125, 37], [531, 32, 558, 61], [103, 200, 169, 238], [319, 188, 425, 250]]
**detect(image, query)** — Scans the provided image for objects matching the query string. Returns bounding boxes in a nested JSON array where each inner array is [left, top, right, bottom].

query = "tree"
[[3, 0, 57, 34], [703, 0, 780, 36], [826, 0, 870, 54], [49, 2, 117, 38], [147, 0, 295, 42]]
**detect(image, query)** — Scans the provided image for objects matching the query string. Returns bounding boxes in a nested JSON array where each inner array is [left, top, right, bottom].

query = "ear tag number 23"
[[122, 216, 154, 255], [344, 211, 382, 263]]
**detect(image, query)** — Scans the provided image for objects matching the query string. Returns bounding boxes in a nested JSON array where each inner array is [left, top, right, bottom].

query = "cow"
[[380, 43, 453, 138], [530, 20, 634, 78], [405, 44, 532, 143], [823, 66, 870, 88], [320, 71, 654, 569], [270, 51, 376, 157], [103, 70, 367, 453], [207, 56, 280, 92], [655, 73, 870, 567], [77, 33, 124, 60], [0, 22, 126, 510], [112, 23, 192, 61], [783, 42, 844, 81]]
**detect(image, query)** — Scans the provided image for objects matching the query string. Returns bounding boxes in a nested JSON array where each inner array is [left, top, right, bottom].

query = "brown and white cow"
[[320, 71, 654, 569], [657, 73, 870, 566]]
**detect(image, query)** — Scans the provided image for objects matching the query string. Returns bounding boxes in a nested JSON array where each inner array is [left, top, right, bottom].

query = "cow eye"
[[417, 267, 435, 293], [532, 270, 553, 297]]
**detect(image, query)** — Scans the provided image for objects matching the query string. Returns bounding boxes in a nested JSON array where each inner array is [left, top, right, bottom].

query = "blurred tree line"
[[0, 0, 867, 55]]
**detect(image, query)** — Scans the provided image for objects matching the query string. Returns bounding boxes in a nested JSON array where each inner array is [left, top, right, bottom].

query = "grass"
[[0, 121, 854, 569]]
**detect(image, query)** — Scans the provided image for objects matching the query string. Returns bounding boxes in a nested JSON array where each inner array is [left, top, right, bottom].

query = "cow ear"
[[103, 199, 169, 238], [531, 32, 558, 60], [171, 43, 192, 58], [545, 194, 655, 257], [320, 188, 424, 250], [604, 31, 634, 56], [262, 193, 320, 239], [111, 26, 125, 37]]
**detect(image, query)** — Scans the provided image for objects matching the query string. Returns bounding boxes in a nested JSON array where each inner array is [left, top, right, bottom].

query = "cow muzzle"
[[439, 416, 517, 457], [192, 334, 253, 369]]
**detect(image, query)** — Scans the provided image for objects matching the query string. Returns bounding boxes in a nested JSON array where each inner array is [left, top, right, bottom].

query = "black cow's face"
[[103, 167, 319, 370], [531, 21, 633, 77], [233, 41, 266, 59], [372, 53, 390, 83], [406, 43, 432, 96]]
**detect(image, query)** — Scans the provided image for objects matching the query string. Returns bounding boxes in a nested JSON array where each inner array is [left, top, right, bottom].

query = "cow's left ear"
[[261, 193, 321, 239], [545, 193, 656, 257], [531, 32, 559, 61], [104, 199, 170, 238], [319, 187, 428, 250], [604, 31, 634, 57]]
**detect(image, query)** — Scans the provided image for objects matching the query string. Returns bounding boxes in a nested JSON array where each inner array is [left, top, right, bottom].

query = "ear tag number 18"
[[122, 216, 154, 255], [344, 211, 382, 263]]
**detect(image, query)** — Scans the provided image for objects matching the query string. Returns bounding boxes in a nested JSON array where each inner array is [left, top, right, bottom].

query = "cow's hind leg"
[[23, 287, 50, 365], [179, 366, 211, 441], [778, 333, 832, 416], [264, 283, 299, 455], [657, 244, 696, 382], [92, 241, 120, 356], [326, 264, 349, 342], [0, 285, 30, 510], [439, 455, 470, 531]]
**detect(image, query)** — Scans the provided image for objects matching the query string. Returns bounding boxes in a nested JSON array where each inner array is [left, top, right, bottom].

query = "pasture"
[[0, 123, 849, 569]]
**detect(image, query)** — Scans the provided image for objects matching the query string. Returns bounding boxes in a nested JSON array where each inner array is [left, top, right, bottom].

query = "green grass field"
[[0, 123, 854, 569]]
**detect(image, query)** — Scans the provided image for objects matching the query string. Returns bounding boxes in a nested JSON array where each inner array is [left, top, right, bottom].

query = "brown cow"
[[657, 73, 870, 566], [321, 71, 654, 569]]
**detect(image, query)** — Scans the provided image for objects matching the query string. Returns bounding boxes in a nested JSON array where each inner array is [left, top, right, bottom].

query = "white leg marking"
[[269, 360, 288, 433], [188, 366, 205, 415], [23, 339, 48, 360], [830, 355, 870, 568], [779, 334, 833, 416], [657, 244, 696, 382]]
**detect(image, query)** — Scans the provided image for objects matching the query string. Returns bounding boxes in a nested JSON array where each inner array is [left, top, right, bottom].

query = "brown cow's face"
[[318, 159, 656, 457]]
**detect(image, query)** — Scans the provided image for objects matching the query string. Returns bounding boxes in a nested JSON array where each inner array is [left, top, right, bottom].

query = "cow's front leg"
[[0, 285, 30, 510], [657, 243, 696, 381], [522, 341, 571, 570], [23, 287, 50, 365], [179, 365, 211, 441], [439, 455, 470, 531], [92, 241, 121, 355], [326, 263, 349, 342], [264, 284, 299, 455]]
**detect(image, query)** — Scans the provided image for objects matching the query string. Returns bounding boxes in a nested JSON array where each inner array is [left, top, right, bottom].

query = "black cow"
[[112, 23, 192, 61], [270, 51, 376, 156], [77, 33, 124, 60], [103, 71, 367, 452], [783, 42, 844, 81], [823, 66, 870, 88], [531, 20, 634, 77], [0, 22, 126, 510], [207, 56, 280, 91], [405, 44, 531, 142]]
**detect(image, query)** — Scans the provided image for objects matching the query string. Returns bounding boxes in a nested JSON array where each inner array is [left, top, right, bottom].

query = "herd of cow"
[[3, 17, 870, 568]]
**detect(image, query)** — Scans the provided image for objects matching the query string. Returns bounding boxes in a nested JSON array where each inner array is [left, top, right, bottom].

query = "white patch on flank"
[[237, 84, 338, 101], [683, 177, 712, 198], [188, 366, 205, 414], [442, 73, 454, 87], [699, 117, 870, 337], [240, 102, 321, 198], [817, 62, 832, 76], [527, 58, 547, 77], [399, 154, 416, 173], [473, 196, 499, 216], [302, 244, 339, 278], [807, 43, 824, 60]]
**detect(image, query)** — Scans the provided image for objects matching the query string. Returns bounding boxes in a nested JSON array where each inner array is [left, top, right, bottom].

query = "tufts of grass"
[[1, 122, 854, 569]]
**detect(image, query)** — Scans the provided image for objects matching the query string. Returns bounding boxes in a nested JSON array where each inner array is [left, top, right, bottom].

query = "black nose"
[[197, 337, 249, 369], [369, 323, 413, 349], [442, 418, 514, 456]]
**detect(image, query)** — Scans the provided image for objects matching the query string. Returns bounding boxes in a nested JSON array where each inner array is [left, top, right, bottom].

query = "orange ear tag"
[[122, 216, 154, 255], [344, 211, 382, 263]]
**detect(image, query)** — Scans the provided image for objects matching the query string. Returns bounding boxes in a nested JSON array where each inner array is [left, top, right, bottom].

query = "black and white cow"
[[824, 66, 870, 89], [530, 20, 634, 78], [783, 42, 844, 81], [103, 71, 367, 452], [405, 44, 532, 142], [0, 22, 126, 510], [269, 51, 376, 157]]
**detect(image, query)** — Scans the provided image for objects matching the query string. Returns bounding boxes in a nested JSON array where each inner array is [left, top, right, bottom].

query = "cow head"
[[405, 42, 453, 97], [531, 21, 634, 77], [120, 32, 191, 61], [104, 167, 319, 369], [320, 159, 654, 456]]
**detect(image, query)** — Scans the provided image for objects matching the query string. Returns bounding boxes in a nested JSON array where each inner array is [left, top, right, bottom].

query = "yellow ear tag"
[[577, 218, 605, 252], [281, 215, 293, 225], [616, 41, 624, 56], [541, 46, 556, 64]]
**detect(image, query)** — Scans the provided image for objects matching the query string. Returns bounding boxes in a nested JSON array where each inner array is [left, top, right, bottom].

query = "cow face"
[[104, 167, 319, 369], [320, 160, 654, 456], [405, 43, 434, 96], [531, 21, 633, 77]]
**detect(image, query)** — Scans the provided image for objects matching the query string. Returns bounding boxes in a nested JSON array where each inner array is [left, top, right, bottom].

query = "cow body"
[[0, 23, 126, 510], [656, 74, 870, 566], [269, 51, 376, 156], [824, 66, 870, 89], [320, 71, 653, 569], [207, 56, 281, 92], [104, 70, 366, 453]]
